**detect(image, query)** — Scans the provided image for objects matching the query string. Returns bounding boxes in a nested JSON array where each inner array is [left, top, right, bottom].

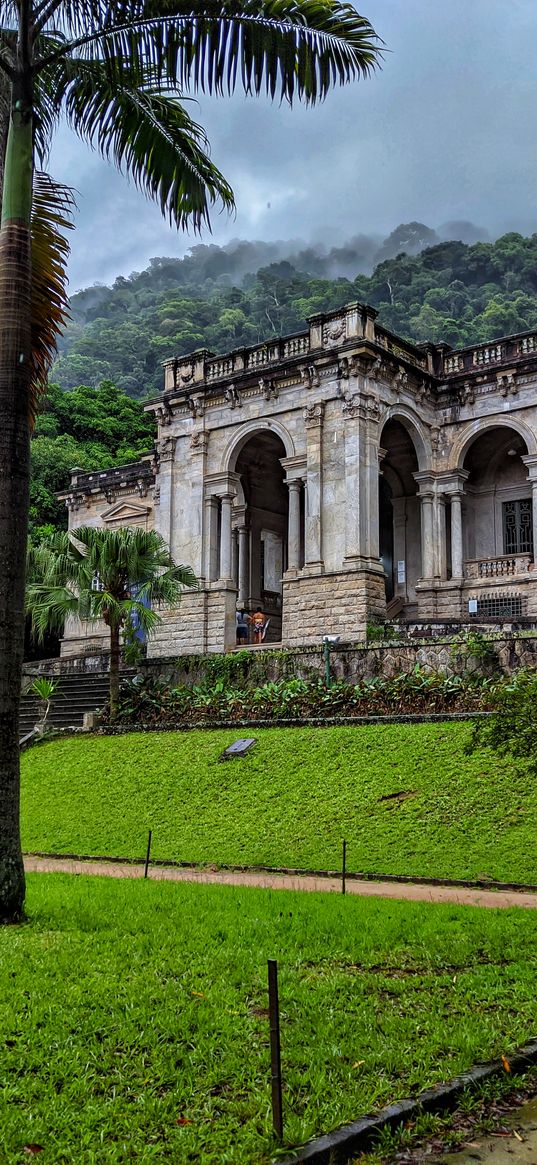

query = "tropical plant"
[[28, 675, 58, 731], [0, 0, 380, 922], [27, 526, 197, 720]]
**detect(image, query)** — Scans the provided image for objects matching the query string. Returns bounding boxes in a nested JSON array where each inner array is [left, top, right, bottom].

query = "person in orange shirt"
[[248, 607, 266, 644]]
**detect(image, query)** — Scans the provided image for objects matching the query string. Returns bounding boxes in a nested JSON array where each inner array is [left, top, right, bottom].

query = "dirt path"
[[23, 855, 537, 909]]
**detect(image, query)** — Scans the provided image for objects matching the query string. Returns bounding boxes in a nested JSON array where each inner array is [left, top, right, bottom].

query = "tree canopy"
[[52, 228, 537, 398]]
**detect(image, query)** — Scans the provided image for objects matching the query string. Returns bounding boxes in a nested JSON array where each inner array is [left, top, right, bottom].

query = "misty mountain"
[[53, 222, 532, 399]]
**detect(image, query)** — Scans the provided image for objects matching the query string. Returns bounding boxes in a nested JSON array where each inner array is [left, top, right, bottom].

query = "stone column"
[[287, 480, 302, 573], [450, 492, 464, 580], [237, 525, 250, 606], [303, 402, 324, 571], [437, 496, 447, 581], [219, 493, 234, 582], [154, 434, 177, 550], [414, 473, 436, 581], [342, 391, 381, 568], [204, 495, 219, 582], [522, 455, 537, 564]]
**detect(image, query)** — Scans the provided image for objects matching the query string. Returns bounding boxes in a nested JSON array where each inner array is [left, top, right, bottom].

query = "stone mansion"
[[59, 301, 537, 657]]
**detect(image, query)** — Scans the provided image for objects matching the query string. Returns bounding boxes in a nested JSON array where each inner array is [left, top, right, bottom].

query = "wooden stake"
[[268, 959, 283, 1140], [144, 829, 152, 879]]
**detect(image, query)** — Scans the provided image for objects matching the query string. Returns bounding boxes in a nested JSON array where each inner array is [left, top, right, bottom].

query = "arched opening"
[[233, 430, 290, 641], [462, 427, 531, 563], [379, 419, 421, 613]]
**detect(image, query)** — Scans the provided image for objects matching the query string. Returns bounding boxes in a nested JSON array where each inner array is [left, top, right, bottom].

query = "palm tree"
[[27, 526, 197, 719], [0, 0, 380, 922]]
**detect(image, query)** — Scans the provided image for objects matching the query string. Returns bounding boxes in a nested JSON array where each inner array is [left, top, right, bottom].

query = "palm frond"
[[53, 58, 234, 227], [27, 524, 197, 640], [30, 172, 75, 422], [35, 0, 381, 105]]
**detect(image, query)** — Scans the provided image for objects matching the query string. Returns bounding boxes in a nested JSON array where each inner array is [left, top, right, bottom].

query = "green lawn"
[[1, 875, 537, 1164], [20, 724, 536, 883]]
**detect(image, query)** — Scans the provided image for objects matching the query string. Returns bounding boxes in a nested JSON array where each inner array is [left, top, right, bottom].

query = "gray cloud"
[[49, 0, 537, 290]]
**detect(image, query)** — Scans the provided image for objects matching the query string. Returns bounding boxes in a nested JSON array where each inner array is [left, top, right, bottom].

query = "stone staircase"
[[19, 672, 113, 738]]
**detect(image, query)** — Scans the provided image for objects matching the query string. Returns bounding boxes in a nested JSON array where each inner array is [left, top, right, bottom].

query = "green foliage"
[[469, 668, 537, 774], [3, 877, 537, 1162], [30, 381, 155, 535], [450, 631, 499, 674], [20, 722, 536, 881], [110, 667, 494, 725], [51, 228, 537, 398], [28, 677, 58, 702]]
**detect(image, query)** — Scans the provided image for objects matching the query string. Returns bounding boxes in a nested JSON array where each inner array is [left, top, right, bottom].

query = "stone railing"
[[373, 324, 428, 370], [442, 329, 537, 378], [464, 554, 532, 579], [162, 302, 431, 391], [67, 461, 155, 494]]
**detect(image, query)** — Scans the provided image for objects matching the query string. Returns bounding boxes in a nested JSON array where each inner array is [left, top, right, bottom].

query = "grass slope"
[[20, 724, 535, 883], [2, 876, 537, 1163]]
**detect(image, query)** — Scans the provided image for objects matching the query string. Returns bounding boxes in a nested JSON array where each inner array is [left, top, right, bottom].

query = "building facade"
[[59, 302, 537, 657]]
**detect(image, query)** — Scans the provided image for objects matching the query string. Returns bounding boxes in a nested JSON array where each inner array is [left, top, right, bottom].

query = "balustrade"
[[464, 555, 531, 579]]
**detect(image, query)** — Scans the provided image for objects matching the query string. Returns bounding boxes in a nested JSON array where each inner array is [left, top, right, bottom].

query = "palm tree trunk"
[[0, 94, 34, 923], [109, 623, 121, 721]]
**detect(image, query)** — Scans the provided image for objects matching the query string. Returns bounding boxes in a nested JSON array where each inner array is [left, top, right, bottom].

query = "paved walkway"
[[23, 855, 537, 909]]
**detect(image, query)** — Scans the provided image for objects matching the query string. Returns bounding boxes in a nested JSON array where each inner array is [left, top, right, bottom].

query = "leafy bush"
[[109, 666, 498, 726], [468, 667, 537, 773]]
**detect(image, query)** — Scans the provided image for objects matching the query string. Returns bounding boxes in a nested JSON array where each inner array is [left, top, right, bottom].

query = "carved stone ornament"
[[341, 391, 379, 421], [156, 401, 173, 426], [299, 363, 320, 390], [104, 487, 116, 504], [65, 492, 83, 512], [153, 484, 160, 505], [136, 477, 149, 498], [190, 430, 209, 453], [393, 366, 409, 392], [260, 376, 279, 401], [157, 435, 177, 462], [366, 354, 387, 381], [303, 400, 325, 426], [224, 382, 242, 409], [497, 371, 518, 397], [459, 379, 476, 405], [322, 317, 346, 346], [180, 361, 194, 384], [186, 392, 205, 418]]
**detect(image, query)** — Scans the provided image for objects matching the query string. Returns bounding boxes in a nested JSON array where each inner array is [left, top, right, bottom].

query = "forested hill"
[[52, 226, 537, 399]]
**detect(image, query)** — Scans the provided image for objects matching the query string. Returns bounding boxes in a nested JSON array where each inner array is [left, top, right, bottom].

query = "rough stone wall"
[[26, 634, 537, 682], [282, 569, 386, 646]]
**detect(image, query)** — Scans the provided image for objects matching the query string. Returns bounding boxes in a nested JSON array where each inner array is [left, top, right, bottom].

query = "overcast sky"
[[49, 0, 537, 291]]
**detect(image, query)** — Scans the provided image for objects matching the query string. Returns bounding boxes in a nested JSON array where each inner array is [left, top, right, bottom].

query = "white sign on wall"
[[468, 598, 478, 614], [397, 560, 406, 583]]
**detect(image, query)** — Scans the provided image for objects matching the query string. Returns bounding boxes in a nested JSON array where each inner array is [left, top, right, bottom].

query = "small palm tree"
[[27, 527, 197, 720]]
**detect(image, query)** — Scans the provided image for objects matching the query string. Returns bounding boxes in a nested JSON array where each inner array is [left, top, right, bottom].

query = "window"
[[503, 499, 533, 555]]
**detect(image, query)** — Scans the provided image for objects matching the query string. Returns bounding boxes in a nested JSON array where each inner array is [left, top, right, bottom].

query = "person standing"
[[249, 607, 266, 645], [236, 609, 249, 645]]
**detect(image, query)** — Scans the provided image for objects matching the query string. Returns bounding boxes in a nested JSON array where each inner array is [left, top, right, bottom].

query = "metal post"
[[144, 829, 152, 879], [324, 639, 331, 687], [267, 959, 283, 1141], [342, 839, 347, 896]]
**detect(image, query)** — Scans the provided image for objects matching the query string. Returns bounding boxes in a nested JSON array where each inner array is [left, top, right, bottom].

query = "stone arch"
[[222, 417, 295, 474], [451, 415, 537, 471], [379, 405, 430, 470], [378, 413, 423, 610]]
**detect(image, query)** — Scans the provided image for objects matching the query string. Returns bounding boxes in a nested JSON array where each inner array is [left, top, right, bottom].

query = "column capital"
[[303, 401, 325, 428], [435, 468, 470, 496], [413, 471, 437, 499], [522, 454, 537, 480]]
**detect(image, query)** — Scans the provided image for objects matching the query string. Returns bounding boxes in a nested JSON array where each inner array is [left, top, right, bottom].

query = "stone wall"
[[282, 568, 386, 646]]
